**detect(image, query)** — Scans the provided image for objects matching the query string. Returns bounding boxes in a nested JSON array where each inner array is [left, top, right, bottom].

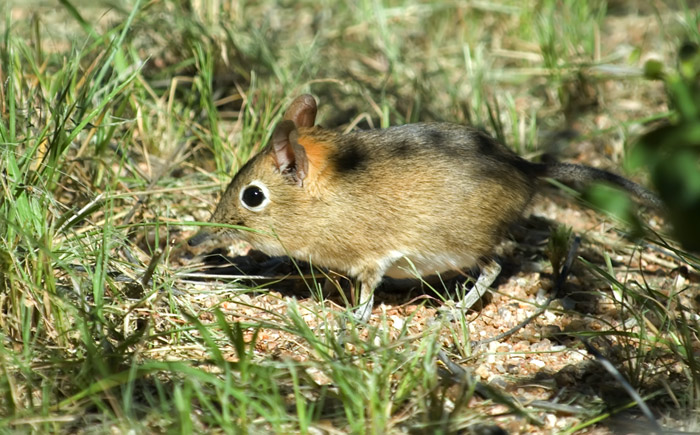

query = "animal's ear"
[[283, 94, 317, 128], [271, 120, 308, 185]]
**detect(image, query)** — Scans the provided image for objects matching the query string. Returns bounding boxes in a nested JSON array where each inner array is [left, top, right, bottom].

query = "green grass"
[[1, 0, 699, 433]]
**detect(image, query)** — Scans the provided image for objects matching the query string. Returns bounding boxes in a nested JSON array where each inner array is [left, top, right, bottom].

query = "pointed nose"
[[188, 230, 211, 247]]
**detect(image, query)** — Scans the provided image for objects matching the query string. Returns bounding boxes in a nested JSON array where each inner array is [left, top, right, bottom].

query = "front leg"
[[352, 269, 383, 322]]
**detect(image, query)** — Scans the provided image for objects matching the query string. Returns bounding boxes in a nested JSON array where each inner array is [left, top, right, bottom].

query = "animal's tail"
[[532, 162, 664, 210]]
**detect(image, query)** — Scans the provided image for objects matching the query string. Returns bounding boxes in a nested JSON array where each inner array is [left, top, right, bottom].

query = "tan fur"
[[190, 94, 659, 321]]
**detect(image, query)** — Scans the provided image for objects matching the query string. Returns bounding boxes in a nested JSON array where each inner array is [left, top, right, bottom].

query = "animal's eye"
[[239, 181, 270, 212], [242, 186, 264, 207]]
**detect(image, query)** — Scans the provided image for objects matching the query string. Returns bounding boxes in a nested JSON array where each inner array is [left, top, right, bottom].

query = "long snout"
[[187, 230, 212, 247]]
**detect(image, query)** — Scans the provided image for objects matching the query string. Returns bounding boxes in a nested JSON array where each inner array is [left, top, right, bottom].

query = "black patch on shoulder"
[[333, 143, 368, 173]]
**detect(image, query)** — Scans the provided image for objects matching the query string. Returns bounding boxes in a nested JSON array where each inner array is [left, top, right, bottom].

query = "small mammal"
[[189, 94, 660, 321]]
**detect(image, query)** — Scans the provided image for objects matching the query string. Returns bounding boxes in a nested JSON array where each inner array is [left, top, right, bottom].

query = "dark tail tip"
[[188, 231, 211, 247]]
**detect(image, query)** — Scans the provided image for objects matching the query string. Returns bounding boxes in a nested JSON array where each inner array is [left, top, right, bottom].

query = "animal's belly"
[[383, 251, 479, 279]]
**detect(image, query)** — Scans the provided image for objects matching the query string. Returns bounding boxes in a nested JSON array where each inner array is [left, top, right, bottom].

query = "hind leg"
[[456, 259, 501, 310]]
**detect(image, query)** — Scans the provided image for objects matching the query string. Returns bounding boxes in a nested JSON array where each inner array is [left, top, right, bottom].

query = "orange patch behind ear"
[[296, 135, 332, 181]]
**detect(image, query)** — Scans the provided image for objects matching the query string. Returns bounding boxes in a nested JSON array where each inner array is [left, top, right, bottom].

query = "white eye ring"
[[239, 180, 271, 212]]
